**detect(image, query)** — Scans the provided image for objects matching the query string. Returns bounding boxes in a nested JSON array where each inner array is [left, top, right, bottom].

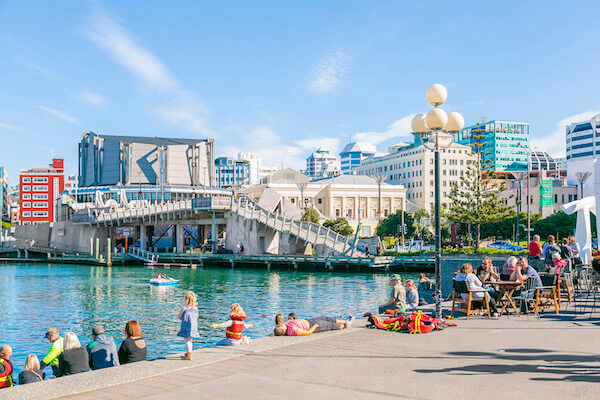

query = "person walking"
[[40, 328, 63, 377], [18, 354, 45, 385], [57, 333, 89, 376], [118, 320, 147, 365], [87, 326, 119, 370], [178, 291, 200, 360], [0, 345, 13, 389]]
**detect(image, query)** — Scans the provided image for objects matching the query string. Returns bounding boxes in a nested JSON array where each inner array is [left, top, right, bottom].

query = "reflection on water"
[[0, 264, 417, 377]]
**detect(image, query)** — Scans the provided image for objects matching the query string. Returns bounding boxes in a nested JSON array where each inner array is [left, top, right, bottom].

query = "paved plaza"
[[5, 304, 599, 400]]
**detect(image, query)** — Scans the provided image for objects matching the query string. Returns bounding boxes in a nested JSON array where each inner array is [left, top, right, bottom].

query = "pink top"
[[284, 319, 310, 336], [553, 259, 567, 275]]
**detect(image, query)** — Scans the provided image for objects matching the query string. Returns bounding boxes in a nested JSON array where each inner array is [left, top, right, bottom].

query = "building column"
[[139, 225, 146, 251], [211, 212, 217, 253], [176, 224, 184, 253]]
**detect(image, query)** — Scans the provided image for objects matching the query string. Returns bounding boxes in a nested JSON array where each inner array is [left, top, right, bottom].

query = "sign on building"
[[540, 180, 553, 207]]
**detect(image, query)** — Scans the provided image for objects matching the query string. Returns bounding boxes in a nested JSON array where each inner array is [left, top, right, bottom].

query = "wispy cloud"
[[24, 62, 64, 82], [37, 105, 80, 124], [220, 126, 340, 170], [0, 122, 24, 131], [534, 110, 600, 157], [86, 12, 211, 135], [77, 91, 106, 107], [309, 50, 350, 94], [353, 114, 415, 147]]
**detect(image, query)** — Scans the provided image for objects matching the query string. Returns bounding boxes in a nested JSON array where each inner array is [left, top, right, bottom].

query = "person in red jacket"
[[0, 345, 13, 389], [211, 303, 253, 346], [528, 234, 543, 259]]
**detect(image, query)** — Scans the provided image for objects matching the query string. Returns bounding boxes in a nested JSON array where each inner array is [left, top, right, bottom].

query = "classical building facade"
[[243, 173, 408, 237]]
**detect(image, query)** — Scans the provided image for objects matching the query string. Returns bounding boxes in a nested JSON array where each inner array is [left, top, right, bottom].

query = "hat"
[[44, 328, 58, 338], [390, 274, 401, 281], [92, 326, 105, 336]]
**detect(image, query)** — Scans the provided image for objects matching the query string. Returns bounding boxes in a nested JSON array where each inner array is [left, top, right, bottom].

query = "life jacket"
[[370, 312, 456, 334], [225, 315, 246, 340], [0, 359, 13, 388]]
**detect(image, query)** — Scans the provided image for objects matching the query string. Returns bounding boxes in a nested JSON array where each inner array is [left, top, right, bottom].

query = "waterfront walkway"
[[6, 306, 599, 400]]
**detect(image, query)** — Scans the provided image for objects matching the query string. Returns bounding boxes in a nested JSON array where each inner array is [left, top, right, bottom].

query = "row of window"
[[21, 185, 48, 192], [21, 211, 49, 217], [21, 177, 48, 183], [21, 202, 48, 209], [22, 194, 49, 200]]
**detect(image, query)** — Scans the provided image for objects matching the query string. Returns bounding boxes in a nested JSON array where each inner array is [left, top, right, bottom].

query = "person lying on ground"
[[273, 314, 351, 336]]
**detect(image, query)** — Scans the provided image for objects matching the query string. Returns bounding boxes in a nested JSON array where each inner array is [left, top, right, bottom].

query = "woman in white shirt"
[[455, 263, 499, 317]]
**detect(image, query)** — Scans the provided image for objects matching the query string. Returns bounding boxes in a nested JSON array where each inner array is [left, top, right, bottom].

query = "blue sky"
[[1, 1, 600, 183]]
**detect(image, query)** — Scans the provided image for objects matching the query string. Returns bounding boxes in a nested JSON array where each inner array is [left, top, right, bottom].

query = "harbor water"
[[0, 263, 419, 377]]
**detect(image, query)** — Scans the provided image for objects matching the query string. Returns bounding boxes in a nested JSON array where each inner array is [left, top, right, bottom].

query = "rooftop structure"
[[78, 132, 215, 188], [339, 142, 376, 174], [530, 151, 559, 172]]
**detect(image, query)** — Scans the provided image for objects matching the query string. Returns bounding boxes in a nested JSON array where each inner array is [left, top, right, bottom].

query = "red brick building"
[[19, 159, 65, 225]]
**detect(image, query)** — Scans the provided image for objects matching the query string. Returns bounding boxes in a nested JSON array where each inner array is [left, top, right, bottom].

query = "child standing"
[[211, 303, 252, 346], [177, 291, 200, 360]]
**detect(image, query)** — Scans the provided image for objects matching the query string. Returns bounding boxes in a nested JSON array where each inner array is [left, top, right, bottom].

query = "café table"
[[485, 280, 524, 316]]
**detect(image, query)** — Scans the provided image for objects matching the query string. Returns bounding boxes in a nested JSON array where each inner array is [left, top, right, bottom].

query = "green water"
[[0, 263, 415, 378]]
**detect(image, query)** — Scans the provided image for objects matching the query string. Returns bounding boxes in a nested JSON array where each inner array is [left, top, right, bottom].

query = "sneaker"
[[345, 316, 355, 328]]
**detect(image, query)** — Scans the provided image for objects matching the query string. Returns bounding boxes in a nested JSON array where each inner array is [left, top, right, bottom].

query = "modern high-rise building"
[[353, 139, 474, 211], [339, 142, 376, 174], [565, 114, 600, 196], [0, 167, 8, 223], [19, 159, 65, 225], [530, 151, 559, 172], [306, 147, 340, 178], [237, 152, 262, 185], [457, 120, 530, 171], [215, 157, 251, 187]]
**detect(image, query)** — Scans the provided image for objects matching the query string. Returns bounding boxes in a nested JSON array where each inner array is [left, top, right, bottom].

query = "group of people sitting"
[[377, 274, 422, 314], [529, 234, 580, 269], [0, 321, 147, 388], [454, 250, 569, 317]]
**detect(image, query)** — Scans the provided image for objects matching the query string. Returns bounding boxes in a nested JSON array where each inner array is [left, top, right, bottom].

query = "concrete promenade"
[[4, 304, 599, 400]]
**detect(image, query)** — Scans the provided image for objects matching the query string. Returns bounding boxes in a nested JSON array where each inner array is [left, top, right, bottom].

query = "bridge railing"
[[230, 199, 354, 254]]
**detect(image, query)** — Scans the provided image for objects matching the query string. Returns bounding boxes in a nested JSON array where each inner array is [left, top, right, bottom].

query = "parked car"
[[487, 241, 524, 251]]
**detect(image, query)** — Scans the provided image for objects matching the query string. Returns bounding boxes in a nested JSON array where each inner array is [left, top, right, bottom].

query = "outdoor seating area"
[[450, 254, 599, 320]]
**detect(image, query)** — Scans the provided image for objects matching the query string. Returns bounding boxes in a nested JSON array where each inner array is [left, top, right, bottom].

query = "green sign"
[[540, 180, 553, 207]]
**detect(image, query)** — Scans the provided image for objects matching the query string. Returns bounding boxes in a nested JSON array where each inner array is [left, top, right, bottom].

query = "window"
[[317, 198, 322, 204], [22, 202, 31, 208], [33, 194, 48, 200], [33, 202, 47, 208], [22, 211, 31, 217], [22, 185, 31, 191], [33, 186, 48, 192], [22, 177, 31, 183], [22, 194, 31, 200], [33, 211, 48, 217], [33, 177, 48, 183]]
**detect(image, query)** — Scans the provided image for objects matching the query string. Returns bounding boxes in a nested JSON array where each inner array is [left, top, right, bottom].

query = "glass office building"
[[339, 142, 376, 174], [456, 120, 530, 171]]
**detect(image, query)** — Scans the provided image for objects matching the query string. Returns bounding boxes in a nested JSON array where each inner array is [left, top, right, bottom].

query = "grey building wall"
[[78, 133, 215, 187]]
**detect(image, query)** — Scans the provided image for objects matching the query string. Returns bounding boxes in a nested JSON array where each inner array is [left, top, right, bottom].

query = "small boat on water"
[[149, 277, 179, 286]]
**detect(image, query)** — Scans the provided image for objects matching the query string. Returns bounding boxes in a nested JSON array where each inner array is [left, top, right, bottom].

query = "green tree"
[[301, 207, 320, 224], [532, 211, 596, 239], [445, 125, 514, 249], [413, 208, 433, 241], [323, 218, 353, 236], [376, 211, 415, 237]]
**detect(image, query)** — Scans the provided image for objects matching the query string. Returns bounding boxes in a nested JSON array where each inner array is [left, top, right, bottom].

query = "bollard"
[[107, 238, 112, 267], [90, 238, 94, 256], [95, 238, 100, 260]]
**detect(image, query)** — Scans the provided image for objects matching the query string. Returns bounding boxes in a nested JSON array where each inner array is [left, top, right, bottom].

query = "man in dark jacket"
[[86, 326, 120, 370]]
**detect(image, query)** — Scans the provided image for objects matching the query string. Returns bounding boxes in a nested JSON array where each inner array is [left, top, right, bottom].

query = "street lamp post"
[[296, 182, 309, 212], [411, 84, 464, 319], [372, 174, 387, 221]]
